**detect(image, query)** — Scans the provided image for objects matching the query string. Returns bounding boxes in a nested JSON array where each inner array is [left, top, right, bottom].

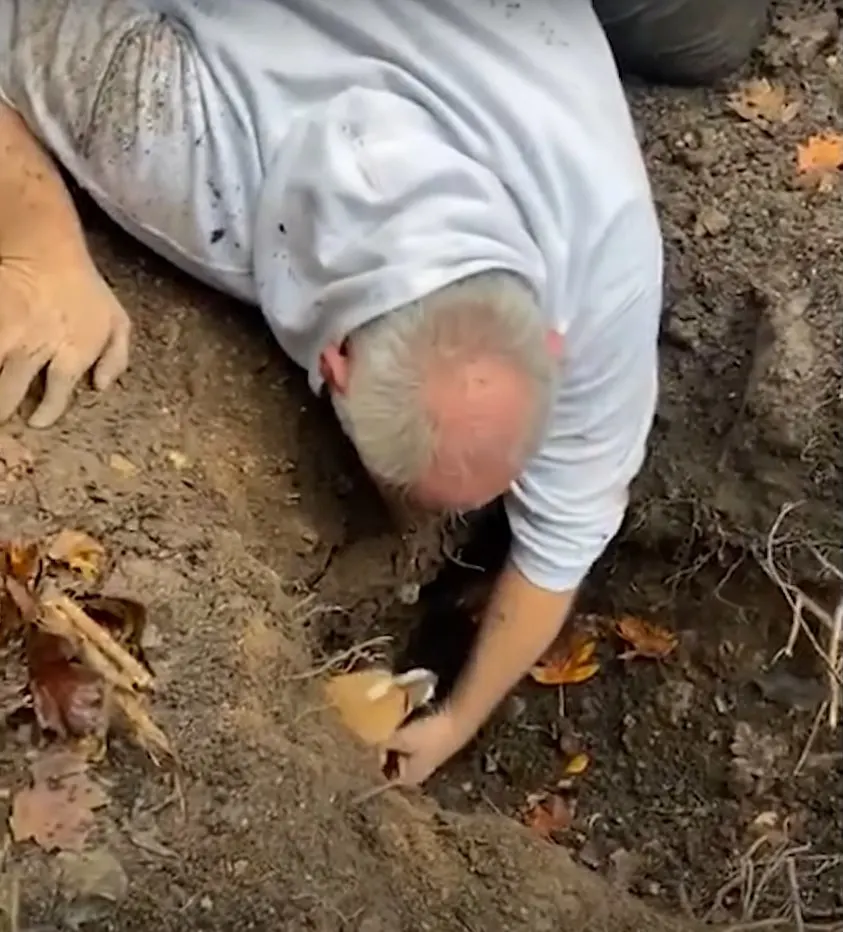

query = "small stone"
[[694, 206, 730, 237], [166, 450, 191, 470], [232, 859, 249, 878], [200, 895, 214, 911], [109, 453, 139, 478], [398, 583, 420, 606]]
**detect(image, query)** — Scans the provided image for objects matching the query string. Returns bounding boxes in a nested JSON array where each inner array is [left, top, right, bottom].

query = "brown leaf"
[[325, 668, 436, 746], [10, 755, 109, 852], [523, 792, 575, 841], [530, 631, 601, 686], [614, 616, 678, 660], [28, 630, 110, 738], [47, 530, 106, 582], [727, 79, 800, 127]]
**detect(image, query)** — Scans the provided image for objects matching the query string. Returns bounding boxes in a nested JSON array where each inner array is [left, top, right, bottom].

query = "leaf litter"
[[727, 79, 800, 129], [1, 532, 172, 853]]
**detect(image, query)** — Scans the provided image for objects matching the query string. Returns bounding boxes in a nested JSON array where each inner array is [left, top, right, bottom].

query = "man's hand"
[[382, 707, 470, 785], [0, 101, 129, 427], [385, 562, 576, 786], [0, 254, 130, 428]]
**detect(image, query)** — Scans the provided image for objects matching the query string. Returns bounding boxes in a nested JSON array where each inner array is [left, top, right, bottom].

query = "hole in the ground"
[[315, 514, 842, 922]]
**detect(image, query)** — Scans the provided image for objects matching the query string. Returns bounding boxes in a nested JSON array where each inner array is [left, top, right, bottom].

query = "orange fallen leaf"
[[523, 792, 575, 841], [530, 631, 600, 686], [727, 79, 799, 128], [614, 616, 678, 660], [563, 752, 591, 777], [796, 132, 843, 190], [47, 530, 106, 582]]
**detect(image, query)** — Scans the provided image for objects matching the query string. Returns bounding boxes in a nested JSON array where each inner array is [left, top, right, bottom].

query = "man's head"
[[320, 272, 557, 512]]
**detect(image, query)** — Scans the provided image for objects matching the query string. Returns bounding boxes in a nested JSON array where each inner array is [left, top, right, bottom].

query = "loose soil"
[[1, 2, 841, 930]]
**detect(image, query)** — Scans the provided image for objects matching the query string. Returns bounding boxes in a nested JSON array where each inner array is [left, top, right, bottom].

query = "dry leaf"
[[523, 792, 575, 840], [797, 132, 843, 173], [10, 755, 109, 852], [796, 132, 843, 190], [563, 752, 591, 777], [2, 541, 42, 587], [530, 632, 601, 686], [614, 616, 678, 660], [727, 79, 800, 127], [325, 667, 436, 746], [28, 630, 110, 738], [47, 530, 106, 582]]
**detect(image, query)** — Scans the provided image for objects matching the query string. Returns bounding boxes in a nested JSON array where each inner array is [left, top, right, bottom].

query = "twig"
[[350, 779, 403, 806], [40, 592, 152, 689], [787, 857, 806, 932], [794, 700, 830, 776], [828, 595, 842, 729], [760, 504, 843, 730], [281, 636, 392, 681]]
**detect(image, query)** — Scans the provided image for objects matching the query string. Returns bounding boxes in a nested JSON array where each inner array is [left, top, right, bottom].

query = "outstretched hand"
[[0, 254, 130, 428], [382, 708, 472, 786]]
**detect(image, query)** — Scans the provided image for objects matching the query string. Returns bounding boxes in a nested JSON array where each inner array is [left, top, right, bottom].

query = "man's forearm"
[[0, 102, 87, 261], [446, 560, 575, 736]]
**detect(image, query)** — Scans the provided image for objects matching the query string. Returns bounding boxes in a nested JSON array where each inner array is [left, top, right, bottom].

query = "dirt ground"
[[1, 2, 842, 930]]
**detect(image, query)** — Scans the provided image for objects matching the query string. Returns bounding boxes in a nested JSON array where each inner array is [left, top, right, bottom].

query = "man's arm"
[[446, 563, 573, 735], [0, 102, 89, 261], [385, 205, 662, 784], [0, 101, 130, 427]]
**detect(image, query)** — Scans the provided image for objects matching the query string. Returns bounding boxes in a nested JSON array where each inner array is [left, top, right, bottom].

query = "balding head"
[[323, 272, 556, 512]]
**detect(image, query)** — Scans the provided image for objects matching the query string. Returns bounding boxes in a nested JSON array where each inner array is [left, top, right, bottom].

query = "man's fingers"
[[382, 719, 423, 755], [93, 314, 130, 391], [0, 350, 48, 423], [28, 356, 82, 429]]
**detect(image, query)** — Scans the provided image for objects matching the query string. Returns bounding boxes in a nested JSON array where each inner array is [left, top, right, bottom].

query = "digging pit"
[[1, 3, 842, 929]]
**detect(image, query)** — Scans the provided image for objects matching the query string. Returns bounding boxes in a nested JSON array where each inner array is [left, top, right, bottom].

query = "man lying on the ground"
[[0, 0, 768, 784]]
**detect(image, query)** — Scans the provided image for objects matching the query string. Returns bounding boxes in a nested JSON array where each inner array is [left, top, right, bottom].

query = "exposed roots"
[[758, 502, 843, 731]]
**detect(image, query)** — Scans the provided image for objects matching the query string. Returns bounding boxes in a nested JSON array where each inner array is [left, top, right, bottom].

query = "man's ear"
[[546, 329, 564, 359], [319, 341, 351, 394]]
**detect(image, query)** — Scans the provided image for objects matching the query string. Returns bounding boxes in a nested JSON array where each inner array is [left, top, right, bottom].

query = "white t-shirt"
[[0, 0, 662, 592]]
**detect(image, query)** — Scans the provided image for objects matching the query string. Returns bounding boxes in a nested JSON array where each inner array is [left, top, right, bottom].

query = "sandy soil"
[[1, 2, 841, 930]]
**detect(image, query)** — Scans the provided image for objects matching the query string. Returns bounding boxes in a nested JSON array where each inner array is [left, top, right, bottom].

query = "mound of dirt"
[[0, 225, 702, 931], [625, 1, 842, 579]]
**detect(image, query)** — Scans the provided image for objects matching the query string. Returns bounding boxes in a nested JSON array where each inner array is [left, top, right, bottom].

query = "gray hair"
[[332, 271, 554, 491]]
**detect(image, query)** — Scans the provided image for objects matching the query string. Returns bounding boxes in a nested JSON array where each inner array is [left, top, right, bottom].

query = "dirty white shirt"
[[0, 0, 662, 592]]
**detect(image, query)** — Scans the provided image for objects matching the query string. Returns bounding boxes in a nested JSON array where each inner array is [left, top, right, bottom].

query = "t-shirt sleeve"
[[505, 216, 662, 592]]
